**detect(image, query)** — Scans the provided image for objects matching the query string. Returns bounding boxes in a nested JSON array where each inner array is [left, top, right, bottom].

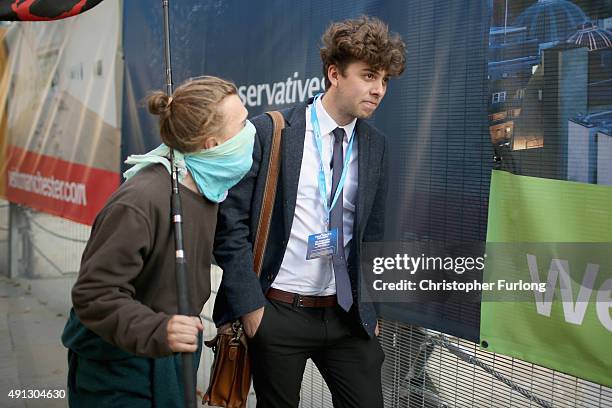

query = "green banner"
[[481, 170, 612, 387]]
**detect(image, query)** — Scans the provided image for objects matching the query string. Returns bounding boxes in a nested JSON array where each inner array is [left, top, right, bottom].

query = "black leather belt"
[[266, 288, 337, 308]]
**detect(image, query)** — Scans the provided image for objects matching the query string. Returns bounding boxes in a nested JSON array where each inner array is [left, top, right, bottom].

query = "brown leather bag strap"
[[253, 111, 285, 277]]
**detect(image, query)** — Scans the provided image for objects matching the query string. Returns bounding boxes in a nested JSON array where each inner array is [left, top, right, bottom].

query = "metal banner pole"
[[161, 1, 197, 407]]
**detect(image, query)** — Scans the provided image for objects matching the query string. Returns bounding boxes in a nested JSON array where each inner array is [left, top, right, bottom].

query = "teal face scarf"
[[124, 120, 255, 203]]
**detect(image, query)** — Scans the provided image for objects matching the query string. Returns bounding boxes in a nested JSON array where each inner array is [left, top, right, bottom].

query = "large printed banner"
[[6, 146, 117, 224], [481, 170, 612, 387], [0, 27, 8, 199], [3, 0, 121, 224]]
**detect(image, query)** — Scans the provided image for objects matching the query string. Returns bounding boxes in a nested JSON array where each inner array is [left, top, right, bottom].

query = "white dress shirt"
[[272, 97, 358, 295]]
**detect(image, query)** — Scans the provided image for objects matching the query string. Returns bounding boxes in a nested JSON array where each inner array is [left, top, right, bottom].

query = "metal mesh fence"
[[3, 204, 88, 278], [24, 209, 89, 279], [295, 319, 612, 408], [376, 322, 612, 408]]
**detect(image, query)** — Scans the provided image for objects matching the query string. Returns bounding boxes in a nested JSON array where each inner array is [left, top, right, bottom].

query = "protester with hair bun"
[[61, 75, 253, 407]]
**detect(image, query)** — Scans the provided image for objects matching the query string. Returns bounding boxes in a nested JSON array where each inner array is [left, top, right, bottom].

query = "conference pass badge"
[[306, 229, 338, 260]]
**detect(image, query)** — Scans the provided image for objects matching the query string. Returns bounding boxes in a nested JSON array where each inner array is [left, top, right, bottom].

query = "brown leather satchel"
[[203, 111, 285, 408]]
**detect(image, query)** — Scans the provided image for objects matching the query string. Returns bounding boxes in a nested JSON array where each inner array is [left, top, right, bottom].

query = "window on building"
[[492, 91, 506, 103]]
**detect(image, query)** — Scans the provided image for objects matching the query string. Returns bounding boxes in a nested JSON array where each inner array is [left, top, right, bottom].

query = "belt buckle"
[[293, 294, 305, 308]]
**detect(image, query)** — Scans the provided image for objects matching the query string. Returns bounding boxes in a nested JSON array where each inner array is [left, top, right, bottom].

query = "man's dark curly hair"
[[320, 16, 406, 89]]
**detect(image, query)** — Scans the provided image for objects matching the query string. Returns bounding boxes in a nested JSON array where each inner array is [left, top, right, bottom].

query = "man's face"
[[331, 60, 388, 120]]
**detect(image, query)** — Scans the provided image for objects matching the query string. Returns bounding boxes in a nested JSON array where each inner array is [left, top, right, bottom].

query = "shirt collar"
[[306, 94, 357, 141]]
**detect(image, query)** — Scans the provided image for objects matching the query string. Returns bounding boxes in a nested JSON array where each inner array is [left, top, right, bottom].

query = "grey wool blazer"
[[212, 97, 389, 337]]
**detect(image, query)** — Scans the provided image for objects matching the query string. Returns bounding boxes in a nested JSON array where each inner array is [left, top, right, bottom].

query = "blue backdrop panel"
[[122, 0, 492, 342]]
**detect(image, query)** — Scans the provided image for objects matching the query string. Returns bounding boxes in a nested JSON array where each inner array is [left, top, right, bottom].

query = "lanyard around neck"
[[310, 93, 356, 224]]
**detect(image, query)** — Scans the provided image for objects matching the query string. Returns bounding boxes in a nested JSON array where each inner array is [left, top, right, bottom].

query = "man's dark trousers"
[[248, 298, 385, 408]]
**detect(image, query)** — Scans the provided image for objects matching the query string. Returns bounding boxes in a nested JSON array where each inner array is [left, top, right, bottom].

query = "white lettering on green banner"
[[481, 170, 612, 387]]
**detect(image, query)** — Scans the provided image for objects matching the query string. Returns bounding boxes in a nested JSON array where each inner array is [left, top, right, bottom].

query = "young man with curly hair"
[[213, 16, 406, 407]]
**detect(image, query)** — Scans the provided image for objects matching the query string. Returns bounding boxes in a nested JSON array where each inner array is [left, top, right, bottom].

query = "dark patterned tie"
[[330, 127, 353, 311]]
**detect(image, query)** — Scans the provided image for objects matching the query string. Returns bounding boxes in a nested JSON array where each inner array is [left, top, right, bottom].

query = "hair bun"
[[147, 91, 172, 115]]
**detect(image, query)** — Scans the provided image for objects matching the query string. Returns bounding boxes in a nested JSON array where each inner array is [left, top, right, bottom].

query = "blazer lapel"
[[356, 120, 371, 231], [280, 102, 308, 239]]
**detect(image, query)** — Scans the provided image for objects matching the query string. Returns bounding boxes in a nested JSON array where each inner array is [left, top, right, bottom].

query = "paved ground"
[[0, 276, 70, 408]]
